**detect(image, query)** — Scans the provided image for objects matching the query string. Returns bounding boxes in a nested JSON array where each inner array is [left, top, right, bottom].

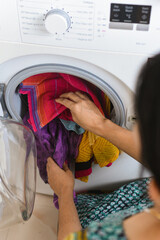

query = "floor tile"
[[0, 194, 58, 240]]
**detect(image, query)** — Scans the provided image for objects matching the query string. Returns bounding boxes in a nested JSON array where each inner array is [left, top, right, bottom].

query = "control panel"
[[18, 0, 96, 43], [110, 4, 151, 24], [0, 0, 160, 54]]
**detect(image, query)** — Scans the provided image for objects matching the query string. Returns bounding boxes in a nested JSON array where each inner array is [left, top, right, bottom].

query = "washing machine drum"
[[4, 65, 125, 126], [0, 117, 36, 229]]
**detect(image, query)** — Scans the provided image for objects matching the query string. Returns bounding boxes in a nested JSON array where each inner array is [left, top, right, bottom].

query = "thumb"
[[47, 157, 55, 165], [47, 157, 58, 170]]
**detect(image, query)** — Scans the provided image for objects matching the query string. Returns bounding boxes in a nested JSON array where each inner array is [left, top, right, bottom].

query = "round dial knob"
[[45, 9, 71, 35]]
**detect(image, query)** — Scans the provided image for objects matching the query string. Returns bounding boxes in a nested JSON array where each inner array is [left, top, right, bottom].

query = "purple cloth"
[[23, 113, 82, 208]]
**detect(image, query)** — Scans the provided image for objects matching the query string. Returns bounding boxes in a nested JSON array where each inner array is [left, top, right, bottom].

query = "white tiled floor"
[[0, 194, 58, 240]]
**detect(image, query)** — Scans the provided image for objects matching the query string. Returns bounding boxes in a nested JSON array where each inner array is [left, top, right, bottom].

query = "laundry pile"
[[19, 73, 119, 208]]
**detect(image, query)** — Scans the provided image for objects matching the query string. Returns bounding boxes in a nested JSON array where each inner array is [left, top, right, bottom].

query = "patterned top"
[[65, 178, 153, 240]]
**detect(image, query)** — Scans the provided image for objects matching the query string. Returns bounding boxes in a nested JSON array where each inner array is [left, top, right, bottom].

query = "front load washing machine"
[[0, 0, 160, 195]]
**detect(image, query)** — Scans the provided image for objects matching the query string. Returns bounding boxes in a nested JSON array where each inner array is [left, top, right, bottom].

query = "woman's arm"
[[58, 190, 81, 240], [56, 92, 141, 162], [98, 119, 141, 161], [47, 158, 81, 240]]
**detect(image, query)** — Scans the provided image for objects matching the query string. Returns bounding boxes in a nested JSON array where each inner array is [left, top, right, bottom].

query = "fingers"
[[47, 157, 55, 165], [55, 98, 74, 109], [47, 158, 52, 173], [47, 157, 58, 172], [47, 157, 53, 167], [57, 92, 80, 103], [75, 91, 89, 100], [63, 163, 69, 171], [56, 91, 89, 103], [47, 157, 69, 173]]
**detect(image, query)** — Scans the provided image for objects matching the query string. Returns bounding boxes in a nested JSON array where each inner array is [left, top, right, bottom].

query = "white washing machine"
[[0, 0, 159, 195]]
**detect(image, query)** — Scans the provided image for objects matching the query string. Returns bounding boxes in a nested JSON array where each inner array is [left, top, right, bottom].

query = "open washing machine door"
[[0, 117, 36, 229]]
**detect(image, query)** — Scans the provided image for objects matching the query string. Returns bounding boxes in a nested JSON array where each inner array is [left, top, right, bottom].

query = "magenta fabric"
[[75, 168, 92, 178], [106, 163, 112, 167]]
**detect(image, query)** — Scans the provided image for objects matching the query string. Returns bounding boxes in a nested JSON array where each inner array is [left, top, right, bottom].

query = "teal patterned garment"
[[86, 201, 153, 240], [65, 178, 153, 240], [76, 178, 152, 229]]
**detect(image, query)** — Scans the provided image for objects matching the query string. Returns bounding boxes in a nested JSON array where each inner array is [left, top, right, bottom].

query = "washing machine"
[[0, 0, 159, 195]]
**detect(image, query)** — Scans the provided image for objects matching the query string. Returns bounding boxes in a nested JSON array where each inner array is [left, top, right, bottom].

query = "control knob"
[[45, 9, 71, 35]]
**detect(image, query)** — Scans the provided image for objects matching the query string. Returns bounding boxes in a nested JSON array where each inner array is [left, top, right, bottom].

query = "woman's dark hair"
[[135, 53, 160, 189]]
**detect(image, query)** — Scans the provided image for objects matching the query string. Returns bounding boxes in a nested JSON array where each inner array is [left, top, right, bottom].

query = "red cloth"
[[19, 73, 104, 132]]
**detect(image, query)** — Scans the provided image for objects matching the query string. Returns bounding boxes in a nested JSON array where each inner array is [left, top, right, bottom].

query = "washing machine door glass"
[[0, 118, 36, 229]]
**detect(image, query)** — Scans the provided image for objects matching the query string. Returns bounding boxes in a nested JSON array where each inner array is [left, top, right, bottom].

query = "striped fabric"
[[19, 73, 104, 132]]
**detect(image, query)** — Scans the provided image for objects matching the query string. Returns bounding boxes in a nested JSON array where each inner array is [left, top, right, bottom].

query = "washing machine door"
[[0, 117, 36, 229]]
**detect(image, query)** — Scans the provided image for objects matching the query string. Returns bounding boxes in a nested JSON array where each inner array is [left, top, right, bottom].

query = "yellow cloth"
[[76, 131, 119, 182], [76, 131, 92, 182], [104, 93, 111, 117], [93, 137, 119, 167], [88, 131, 99, 146]]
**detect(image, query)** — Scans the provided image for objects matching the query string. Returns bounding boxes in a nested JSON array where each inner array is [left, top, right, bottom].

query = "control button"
[[109, 22, 133, 30], [141, 14, 147, 20], [113, 13, 119, 18], [136, 24, 149, 31], [45, 9, 71, 35]]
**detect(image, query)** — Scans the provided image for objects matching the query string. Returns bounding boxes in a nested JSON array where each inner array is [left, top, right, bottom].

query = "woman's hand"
[[56, 91, 106, 134], [47, 158, 82, 239], [47, 157, 74, 198]]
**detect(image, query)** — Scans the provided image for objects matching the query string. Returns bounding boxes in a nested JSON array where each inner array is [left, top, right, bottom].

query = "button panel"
[[16, 0, 160, 54], [110, 4, 151, 24], [18, 0, 95, 41]]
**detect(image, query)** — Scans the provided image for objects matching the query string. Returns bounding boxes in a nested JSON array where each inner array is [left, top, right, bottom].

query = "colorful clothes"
[[23, 113, 82, 208], [19, 73, 105, 132], [60, 119, 85, 135], [75, 131, 119, 182], [65, 178, 153, 239]]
